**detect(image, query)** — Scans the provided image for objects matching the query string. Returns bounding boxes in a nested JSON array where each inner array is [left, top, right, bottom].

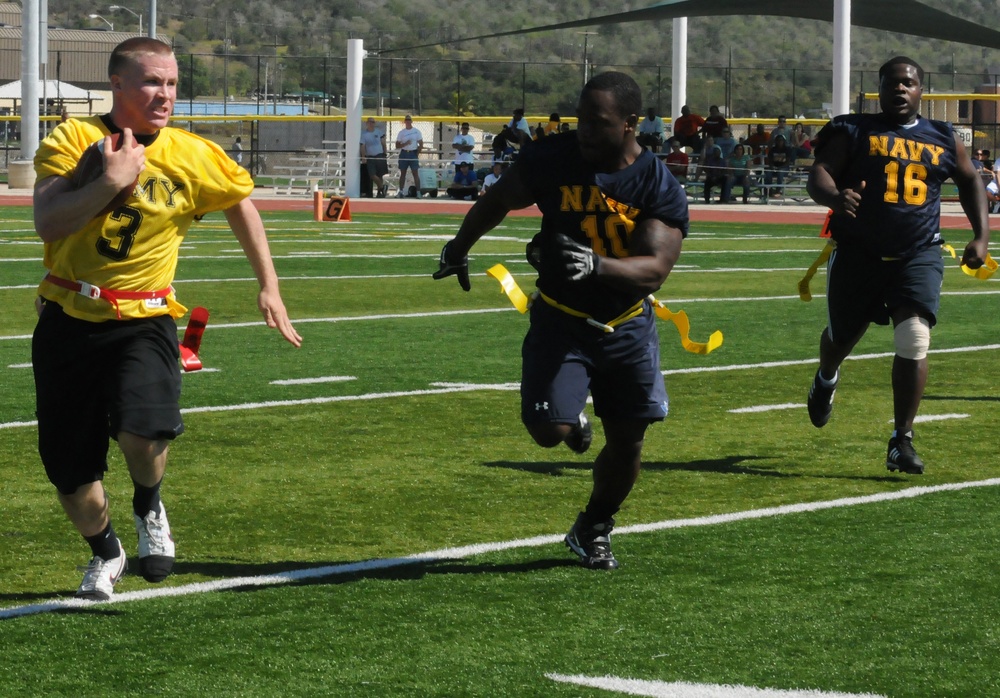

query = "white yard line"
[[2, 477, 997, 620]]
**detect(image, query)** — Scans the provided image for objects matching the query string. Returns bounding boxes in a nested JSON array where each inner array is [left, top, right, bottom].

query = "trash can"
[[418, 167, 439, 198]]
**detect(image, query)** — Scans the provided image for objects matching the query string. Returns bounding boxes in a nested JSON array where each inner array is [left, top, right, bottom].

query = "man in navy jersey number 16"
[[806, 56, 989, 474], [434, 72, 689, 570]]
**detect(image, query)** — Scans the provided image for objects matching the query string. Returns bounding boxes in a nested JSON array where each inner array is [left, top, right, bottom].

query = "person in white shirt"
[[481, 161, 504, 191], [395, 114, 423, 196], [637, 107, 665, 152], [452, 122, 476, 169], [507, 108, 531, 147]]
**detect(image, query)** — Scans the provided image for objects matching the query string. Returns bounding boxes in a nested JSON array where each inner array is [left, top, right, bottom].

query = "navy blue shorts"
[[32, 303, 184, 494], [520, 300, 669, 425], [398, 152, 419, 174], [826, 243, 944, 343]]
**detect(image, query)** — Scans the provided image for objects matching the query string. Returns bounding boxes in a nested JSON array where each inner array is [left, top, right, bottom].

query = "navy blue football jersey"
[[814, 114, 956, 259], [517, 131, 689, 323]]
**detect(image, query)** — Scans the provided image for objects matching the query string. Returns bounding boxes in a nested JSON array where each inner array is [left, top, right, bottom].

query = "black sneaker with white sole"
[[807, 369, 838, 428], [565, 513, 618, 570], [886, 430, 925, 474], [565, 412, 593, 454]]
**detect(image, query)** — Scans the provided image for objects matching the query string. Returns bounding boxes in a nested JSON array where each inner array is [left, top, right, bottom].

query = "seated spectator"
[[673, 105, 705, 152], [545, 113, 561, 135], [491, 128, 516, 163], [715, 127, 737, 159], [637, 107, 666, 152], [446, 162, 480, 200], [559, 122, 571, 133], [791, 122, 813, 160], [727, 143, 753, 204], [507, 107, 532, 147], [971, 148, 985, 172], [664, 138, 690, 183], [982, 149, 994, 171], [699, 144, 731, 203], [452, 121, 476, 170], [533, 124, 546, 141], [764, 134, 792, 196], [746, 124, 770, 164], [768, 115, 791, 148], [701, 105, 729, 140], [482, 161, 505, 192]]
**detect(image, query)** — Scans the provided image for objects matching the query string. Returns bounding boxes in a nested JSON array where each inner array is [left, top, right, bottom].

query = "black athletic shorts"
[[520, 300, 670, 425], [32, 303, 184, 494], [826, 243, 944, 343], [365, 155, 388, 178]]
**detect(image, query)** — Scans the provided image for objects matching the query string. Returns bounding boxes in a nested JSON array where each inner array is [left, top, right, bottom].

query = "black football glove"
[[432, 240, 471, 291], [553, 233, 600, 281]]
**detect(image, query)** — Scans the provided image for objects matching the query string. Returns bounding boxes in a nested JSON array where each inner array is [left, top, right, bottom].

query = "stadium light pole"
[[108, 5, 141, 34], [88, 14, 114, 30]]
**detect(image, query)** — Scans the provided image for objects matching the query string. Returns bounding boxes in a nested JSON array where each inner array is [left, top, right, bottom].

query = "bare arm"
[[34, 130, 145, 242], [595, 219, 684, 297], [224, 198, 302, 347], [951, 136, 991, 268]]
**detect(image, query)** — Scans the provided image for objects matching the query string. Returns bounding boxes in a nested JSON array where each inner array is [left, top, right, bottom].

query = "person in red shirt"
[[745, 123, 770, 165], [664, 138, 690, 183], [673, 105, 705, 152]]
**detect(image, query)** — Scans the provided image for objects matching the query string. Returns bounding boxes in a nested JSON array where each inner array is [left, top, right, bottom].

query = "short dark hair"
[[582, 71, 642, 118], [879, 56, 924, 84], [109, 37, 173, 78]]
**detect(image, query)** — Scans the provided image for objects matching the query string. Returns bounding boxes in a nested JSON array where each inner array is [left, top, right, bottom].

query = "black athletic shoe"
[[887, 430, 925, 474], [565, 412, 593, 454], [807, 369, 838, 428], [565, 513, 618, 570]]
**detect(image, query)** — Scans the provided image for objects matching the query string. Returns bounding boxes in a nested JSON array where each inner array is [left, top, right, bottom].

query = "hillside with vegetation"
[[50, 0, 1000, 117]]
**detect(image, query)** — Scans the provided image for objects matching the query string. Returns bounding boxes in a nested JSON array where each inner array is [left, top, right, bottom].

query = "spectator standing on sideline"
[[764, 134, 792, 196], [700, 144, 731, 203], [673, 105, 705, 152], [231, 136, 243, 165], [452, 121, 476, 170], [395, 114, 423, 196], [805, 55, 989, 475], [31, 37, 302, 602], [433, 71, 688, 571], [637, 107, 665, 152], [360, 117, 389, 197]]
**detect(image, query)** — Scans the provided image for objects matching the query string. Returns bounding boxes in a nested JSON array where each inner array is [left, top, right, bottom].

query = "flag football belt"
[[486, 263, 723, 355], [43, 273, 180, 320]]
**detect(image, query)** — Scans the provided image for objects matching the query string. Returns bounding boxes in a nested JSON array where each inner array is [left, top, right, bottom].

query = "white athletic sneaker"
[[76, 538, 127, 601], [135, 502, 175, 583]]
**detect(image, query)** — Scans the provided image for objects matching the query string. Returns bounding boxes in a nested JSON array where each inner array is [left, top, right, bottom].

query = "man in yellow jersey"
[[32, 37, 302, 601]]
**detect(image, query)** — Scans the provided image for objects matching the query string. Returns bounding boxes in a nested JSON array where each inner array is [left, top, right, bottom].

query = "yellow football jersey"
[[34, 115, 254, 322]]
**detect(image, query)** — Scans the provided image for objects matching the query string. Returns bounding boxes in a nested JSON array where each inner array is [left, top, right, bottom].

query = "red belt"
[[43, 273, 173, 319]]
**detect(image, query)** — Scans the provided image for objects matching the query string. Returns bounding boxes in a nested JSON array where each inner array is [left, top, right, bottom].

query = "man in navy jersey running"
[[806, 56, 989, 474], [434, 72, 689, 569]]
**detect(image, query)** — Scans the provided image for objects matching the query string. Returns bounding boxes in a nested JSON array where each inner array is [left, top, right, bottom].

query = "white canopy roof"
[[0, 79, 92, 100]]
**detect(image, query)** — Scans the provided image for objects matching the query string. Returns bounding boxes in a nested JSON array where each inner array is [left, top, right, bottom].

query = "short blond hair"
[[108, 37, 173, 78]]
